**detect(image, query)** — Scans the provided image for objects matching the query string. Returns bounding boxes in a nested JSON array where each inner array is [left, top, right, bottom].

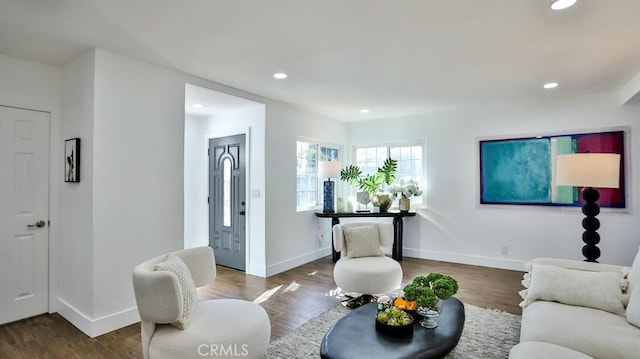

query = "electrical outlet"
[[501, 246, 509, 256]]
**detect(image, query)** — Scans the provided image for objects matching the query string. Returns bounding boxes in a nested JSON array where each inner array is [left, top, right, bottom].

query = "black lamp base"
[[581, 187, 601, 263]]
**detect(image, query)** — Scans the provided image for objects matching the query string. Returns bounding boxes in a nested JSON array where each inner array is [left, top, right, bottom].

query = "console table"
[[315, 211, 416, 262]]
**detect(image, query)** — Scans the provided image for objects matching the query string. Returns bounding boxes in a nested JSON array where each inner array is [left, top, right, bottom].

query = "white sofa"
[[510, 247, 640, 359]]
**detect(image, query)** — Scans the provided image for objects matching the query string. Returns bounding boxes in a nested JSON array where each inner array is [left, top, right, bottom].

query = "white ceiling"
[[2, 0, 640, 121]]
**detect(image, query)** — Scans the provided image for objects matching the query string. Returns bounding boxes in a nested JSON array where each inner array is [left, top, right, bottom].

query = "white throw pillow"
[[343, 225, 384, 259], [155, 253, 199, 329], [524, 263, 625, 315], [627, 246, 640, 295], [627, 276, 640, 328]]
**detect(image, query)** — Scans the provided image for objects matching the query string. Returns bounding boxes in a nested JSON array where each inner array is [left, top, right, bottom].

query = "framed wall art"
[[479, 128, 627, 208], [65, 138, 80, 183]]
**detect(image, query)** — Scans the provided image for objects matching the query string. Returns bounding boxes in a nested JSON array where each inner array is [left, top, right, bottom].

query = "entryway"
[[209, 134, 246, 271], [183, 83, 267, 277], [0, 105, 50, 325]]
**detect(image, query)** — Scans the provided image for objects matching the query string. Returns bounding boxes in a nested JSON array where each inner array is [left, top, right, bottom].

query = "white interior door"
[[0, 106, 50, 325]]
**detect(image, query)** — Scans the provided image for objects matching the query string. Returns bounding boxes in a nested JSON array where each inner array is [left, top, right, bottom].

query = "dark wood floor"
[[0, 256, 523, 359]]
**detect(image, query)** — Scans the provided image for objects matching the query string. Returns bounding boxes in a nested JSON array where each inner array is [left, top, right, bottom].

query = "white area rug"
[[266, 303, 521, 358]]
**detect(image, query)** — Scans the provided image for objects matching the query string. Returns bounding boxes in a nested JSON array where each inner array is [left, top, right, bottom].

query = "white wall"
[[0, 54, 62, 314], [58, 50, 96, 323], [264, 105, 347, 275], [347, 94, 640, 269], [184, 113, 210, 249], [91, 49, 190, 329], [184, 105, 267, 276]]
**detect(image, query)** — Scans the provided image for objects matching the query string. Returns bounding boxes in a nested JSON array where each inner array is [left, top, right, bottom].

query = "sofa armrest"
[[531, 257, 623, 274]]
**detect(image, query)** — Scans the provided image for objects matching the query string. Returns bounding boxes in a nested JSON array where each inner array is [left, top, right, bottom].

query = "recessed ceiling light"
[[551, 0, 577, 10], [543, 82, 559, 89], [273, 72, 288, 79], [360, 108, 370, 113], [192, 103, 204, 109]]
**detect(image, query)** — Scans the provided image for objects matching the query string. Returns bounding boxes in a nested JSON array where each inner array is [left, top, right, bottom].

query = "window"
[[296, 139, 340, 211], [222, 158, 232, 227], [354, 142, 425, 203]]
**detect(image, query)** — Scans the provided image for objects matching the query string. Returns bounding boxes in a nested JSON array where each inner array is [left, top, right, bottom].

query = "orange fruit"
[[405, 300, 417, 310], [394, 297, 406, 309]]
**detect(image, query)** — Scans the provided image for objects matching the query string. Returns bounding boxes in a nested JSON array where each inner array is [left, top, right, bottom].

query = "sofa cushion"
[[521, 301, 640, 359], [627, 272, 640, 328], [627, 246, 640, 296], [523, 263, 625, 315], [509, 341, 593, 359], [155, 253, 199, 329], [343, 225, 383, 258]]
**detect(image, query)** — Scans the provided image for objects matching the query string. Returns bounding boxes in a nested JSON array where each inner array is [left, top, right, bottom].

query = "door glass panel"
[[223, 158, 232, 227]]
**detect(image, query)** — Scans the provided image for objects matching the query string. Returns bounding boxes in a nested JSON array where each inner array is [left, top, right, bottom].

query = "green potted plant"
[[402, 272, 458, 328], [340, 158, 398, 211], [403, 273, 458, 307]]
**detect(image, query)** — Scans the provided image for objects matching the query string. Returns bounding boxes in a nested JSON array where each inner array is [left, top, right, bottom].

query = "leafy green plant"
[[340, 158, 398, 196], [402, 273, 458, 308]]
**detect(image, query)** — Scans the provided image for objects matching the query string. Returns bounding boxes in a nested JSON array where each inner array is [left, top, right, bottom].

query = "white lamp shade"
[[556, 153, 621, 188], [319, 161, 342, 178]]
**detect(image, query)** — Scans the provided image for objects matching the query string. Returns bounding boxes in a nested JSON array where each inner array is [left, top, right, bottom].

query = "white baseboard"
[[57, 297, 140, 338], [266, 247, 332, 277], [247, 264, 267, 278], [403, 248, 527, 272]]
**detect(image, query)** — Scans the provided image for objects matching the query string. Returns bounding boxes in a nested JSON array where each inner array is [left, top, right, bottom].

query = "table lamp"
[[319, 160, 341, 213], [555, 153, 620, 262]]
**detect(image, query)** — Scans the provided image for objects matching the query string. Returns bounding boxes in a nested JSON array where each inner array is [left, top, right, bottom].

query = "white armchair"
[[333, 222, 403, 306], [132, 246, 270, 359]]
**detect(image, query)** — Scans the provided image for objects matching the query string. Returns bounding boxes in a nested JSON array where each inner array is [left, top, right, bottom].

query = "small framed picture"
[[65, 138, 80, 182]]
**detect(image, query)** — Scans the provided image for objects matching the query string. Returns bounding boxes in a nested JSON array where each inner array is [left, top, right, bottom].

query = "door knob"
[[27, 220, 46, 228]]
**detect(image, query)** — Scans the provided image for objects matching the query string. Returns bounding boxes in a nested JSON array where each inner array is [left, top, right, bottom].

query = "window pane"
[[296, 140, 319, 209], [356, 146, 386, 176], [390, 144, 425, 203], [320, 146, 338, 161], [223, 158, 232, 227], [297, 140, 340, 210], [352, 144, 425, 203]]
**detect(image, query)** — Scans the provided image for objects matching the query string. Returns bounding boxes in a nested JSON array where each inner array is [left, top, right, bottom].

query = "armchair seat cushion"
[[150, 299, 270, 359], [334, 256, 402, 295]]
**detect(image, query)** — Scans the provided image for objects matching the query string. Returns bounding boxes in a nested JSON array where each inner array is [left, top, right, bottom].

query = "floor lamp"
[[319, 160, 341, 213], [555, 153, 621, 262]]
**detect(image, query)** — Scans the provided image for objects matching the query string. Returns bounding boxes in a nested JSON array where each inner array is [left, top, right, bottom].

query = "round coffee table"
[[320, 297, 465, 359]]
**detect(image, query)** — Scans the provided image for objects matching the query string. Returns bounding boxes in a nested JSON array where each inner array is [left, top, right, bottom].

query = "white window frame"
[[352, 141, 426, 205], [296, 137, 341, 212]]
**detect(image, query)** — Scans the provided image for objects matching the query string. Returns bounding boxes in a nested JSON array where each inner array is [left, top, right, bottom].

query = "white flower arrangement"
[[388, 178, 423, 199]]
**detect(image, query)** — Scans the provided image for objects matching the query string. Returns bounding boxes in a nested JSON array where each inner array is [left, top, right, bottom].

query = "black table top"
[[320, 298, 465, 359], [315, 211, 416, 218]]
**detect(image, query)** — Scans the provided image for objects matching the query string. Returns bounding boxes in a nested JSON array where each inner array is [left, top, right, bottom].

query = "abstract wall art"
[[479, 129, 626, 208]]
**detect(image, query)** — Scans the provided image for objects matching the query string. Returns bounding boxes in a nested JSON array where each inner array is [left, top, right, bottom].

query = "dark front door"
[[209, 134, 246, 271]]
